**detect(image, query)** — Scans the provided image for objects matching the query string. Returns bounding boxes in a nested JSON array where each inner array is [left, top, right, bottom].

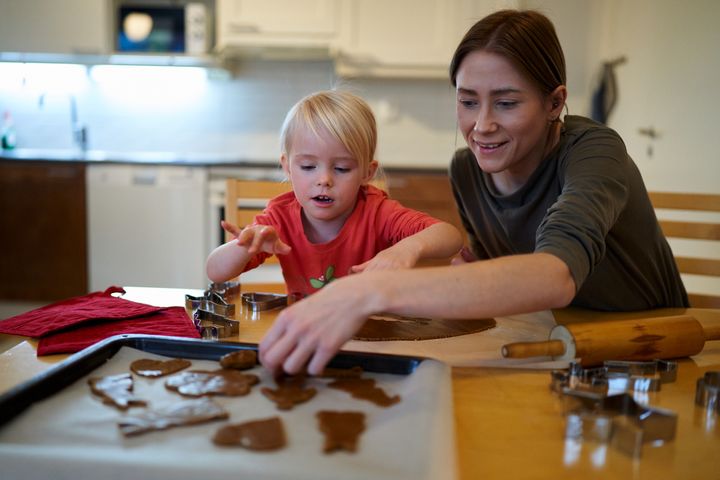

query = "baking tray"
[[0, 334, 456, 480], [0, 334, 423, 428]]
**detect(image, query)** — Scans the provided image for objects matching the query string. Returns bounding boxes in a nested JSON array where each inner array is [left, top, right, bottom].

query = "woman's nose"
[[473, 107, 497, 133]]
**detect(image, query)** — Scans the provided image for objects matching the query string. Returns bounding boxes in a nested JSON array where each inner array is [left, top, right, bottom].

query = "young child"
[[206, 90, 463, 297]]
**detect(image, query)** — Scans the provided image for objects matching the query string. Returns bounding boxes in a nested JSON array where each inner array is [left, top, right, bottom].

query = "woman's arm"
[[350, 222, 463, 272], [259, 251, 576, 375]]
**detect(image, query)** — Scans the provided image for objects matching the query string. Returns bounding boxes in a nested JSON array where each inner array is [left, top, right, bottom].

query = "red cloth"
[[0, 286, 200, 356]]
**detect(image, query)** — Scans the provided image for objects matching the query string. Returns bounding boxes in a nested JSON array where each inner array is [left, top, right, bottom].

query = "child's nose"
[[316, 170, 332, 186]]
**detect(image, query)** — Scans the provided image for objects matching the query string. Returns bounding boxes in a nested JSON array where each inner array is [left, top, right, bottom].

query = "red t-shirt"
[[243, 185, 440, 296]]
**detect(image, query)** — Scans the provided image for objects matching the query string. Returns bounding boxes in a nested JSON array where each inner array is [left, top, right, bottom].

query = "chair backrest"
[[224, 179, 292, 264], [649, 191, 720, 308]]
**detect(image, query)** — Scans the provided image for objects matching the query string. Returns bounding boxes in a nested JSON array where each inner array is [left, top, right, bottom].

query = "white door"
[[597, 0, 720, 297], [599, 0, 720, 193]]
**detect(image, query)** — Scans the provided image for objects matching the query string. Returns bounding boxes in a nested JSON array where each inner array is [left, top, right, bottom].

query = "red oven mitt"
[[0, 286, 200, 355]]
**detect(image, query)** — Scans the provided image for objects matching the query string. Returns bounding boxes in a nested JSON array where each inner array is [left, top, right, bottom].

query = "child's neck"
[[301, 211, 348, 244]]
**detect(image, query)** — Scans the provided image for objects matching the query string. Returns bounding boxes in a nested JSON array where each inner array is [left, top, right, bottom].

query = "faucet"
[[37, 93, 89, 151], [69, 95, 88, 151]]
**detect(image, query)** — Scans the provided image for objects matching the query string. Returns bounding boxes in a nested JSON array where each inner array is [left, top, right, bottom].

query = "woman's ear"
[[364, 160, 379, 183], [548, 85, 568, 120]]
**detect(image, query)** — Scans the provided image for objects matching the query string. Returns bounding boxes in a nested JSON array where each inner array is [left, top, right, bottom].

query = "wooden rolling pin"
[[502, 314, 720, 366]]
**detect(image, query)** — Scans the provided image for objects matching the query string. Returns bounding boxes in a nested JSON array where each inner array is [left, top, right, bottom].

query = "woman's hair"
[[449, 9, 566, 96], [279, 90, 377, 174]]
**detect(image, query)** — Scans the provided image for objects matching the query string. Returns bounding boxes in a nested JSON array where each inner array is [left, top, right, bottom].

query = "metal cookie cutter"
[[242, 292, 288, 312], [193, 309, 239, 340], [551, 359, 677, 395], [561, 389, 678, 457], [185, 291, 236, 317], [208, 280, 241, 299], [695, 371, 720, 412]]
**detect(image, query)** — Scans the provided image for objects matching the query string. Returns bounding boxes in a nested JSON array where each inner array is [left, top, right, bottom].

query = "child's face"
[[282, 124, 376, 230]]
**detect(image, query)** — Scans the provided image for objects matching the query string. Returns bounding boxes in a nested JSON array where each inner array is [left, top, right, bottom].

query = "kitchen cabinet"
[[335, 0, 462, 78], [216, 0, 339, 52], [0, 161, 88, 301], [335, 0, 513, 78], [0, 0, 109, 54]]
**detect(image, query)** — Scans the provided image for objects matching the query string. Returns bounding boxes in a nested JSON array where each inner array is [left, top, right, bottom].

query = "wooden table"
[[1, 285, 719, 480]]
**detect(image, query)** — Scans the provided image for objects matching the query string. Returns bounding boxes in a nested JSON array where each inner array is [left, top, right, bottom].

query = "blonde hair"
[[280, 90, 380, 183]]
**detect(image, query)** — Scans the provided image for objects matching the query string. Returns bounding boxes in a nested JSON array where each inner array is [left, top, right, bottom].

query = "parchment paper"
[[0, 347, 456, 480], [346, 310, 570, 369]]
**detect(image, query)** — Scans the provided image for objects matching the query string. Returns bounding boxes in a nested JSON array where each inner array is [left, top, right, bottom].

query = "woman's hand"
[[259, 275, 376, 376], [222, 220, 291, 256]]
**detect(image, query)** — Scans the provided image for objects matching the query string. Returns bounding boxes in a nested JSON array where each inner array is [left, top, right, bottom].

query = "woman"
[[259, 10, 688, 376]]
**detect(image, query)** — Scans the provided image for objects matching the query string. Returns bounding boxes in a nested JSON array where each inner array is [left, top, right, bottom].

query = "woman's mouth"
[[474, 140, 507, 152]]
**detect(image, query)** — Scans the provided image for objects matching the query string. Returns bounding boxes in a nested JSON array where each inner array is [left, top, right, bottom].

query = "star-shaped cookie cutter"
[[560, 388, 678, 457]]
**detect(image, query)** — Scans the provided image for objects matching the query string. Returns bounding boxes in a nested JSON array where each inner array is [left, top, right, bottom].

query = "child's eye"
[[299, 164, 315, 171], [334, 167, 351, 173]]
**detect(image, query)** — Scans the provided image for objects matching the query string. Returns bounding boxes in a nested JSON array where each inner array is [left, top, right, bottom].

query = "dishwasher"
[[86, 163, 208, 291]]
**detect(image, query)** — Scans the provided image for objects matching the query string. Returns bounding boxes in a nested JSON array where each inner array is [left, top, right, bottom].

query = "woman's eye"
[[458, 98, 477, 108], [496, 100, 518, 109]]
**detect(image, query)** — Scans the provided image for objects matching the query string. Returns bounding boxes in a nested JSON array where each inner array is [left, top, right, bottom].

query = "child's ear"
[[280, 154, 291, 178], [364, 160, 379, 183]]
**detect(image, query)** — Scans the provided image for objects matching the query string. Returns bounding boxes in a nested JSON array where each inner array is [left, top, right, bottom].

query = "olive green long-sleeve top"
[[450, 115, 688, 311]]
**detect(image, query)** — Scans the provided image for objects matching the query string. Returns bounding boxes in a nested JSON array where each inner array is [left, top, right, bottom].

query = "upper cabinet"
[[215, 0, 520, 78], [0, 0, 110, 54], [216, 0, 340, 53], [334, 0, 464, 78]]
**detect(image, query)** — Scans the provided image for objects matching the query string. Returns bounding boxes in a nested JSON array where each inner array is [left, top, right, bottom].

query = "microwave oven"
[[113, 1, 214, 54]]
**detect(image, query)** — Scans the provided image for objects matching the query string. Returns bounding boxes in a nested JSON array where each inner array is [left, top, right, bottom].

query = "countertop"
[[0, 148, 450, 173]]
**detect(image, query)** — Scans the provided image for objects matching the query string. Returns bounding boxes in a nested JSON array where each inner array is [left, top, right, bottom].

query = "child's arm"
[[350, 222, 462, 273], [205, 221, 291, 283]]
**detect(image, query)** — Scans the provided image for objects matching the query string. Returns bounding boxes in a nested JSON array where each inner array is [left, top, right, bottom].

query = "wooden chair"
[[649, 191, 720, 308], [224, 178, 292, 265]]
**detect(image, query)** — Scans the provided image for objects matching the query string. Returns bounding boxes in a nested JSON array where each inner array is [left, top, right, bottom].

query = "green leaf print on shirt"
[[309, 265, 336, 289]]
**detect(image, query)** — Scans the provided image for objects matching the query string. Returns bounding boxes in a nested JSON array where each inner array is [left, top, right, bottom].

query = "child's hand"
[[451, 246, 477, 265], [349, 247, 418, 274], [222, 221, 291, 256]]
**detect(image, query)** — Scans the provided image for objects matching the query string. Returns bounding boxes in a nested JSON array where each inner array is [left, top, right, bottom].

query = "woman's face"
[[455, 50, 557, 194]]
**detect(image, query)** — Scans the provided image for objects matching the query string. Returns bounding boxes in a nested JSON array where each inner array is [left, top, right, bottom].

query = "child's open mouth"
[[312, 195, 333, 204]]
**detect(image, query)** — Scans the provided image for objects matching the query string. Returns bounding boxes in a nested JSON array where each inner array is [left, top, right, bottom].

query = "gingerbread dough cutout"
[[88, 373, 147, 410], [261, 375, 317, 410], [316, 410, 366, 453], [219, 350, 257, 370], [327, 377, 400, 407], [130, 358, 192, 377], [118, 398, 229, 437], [354, 313, 496, 341], [213, 416, 287, 451], [165, 369, 259, 397]]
